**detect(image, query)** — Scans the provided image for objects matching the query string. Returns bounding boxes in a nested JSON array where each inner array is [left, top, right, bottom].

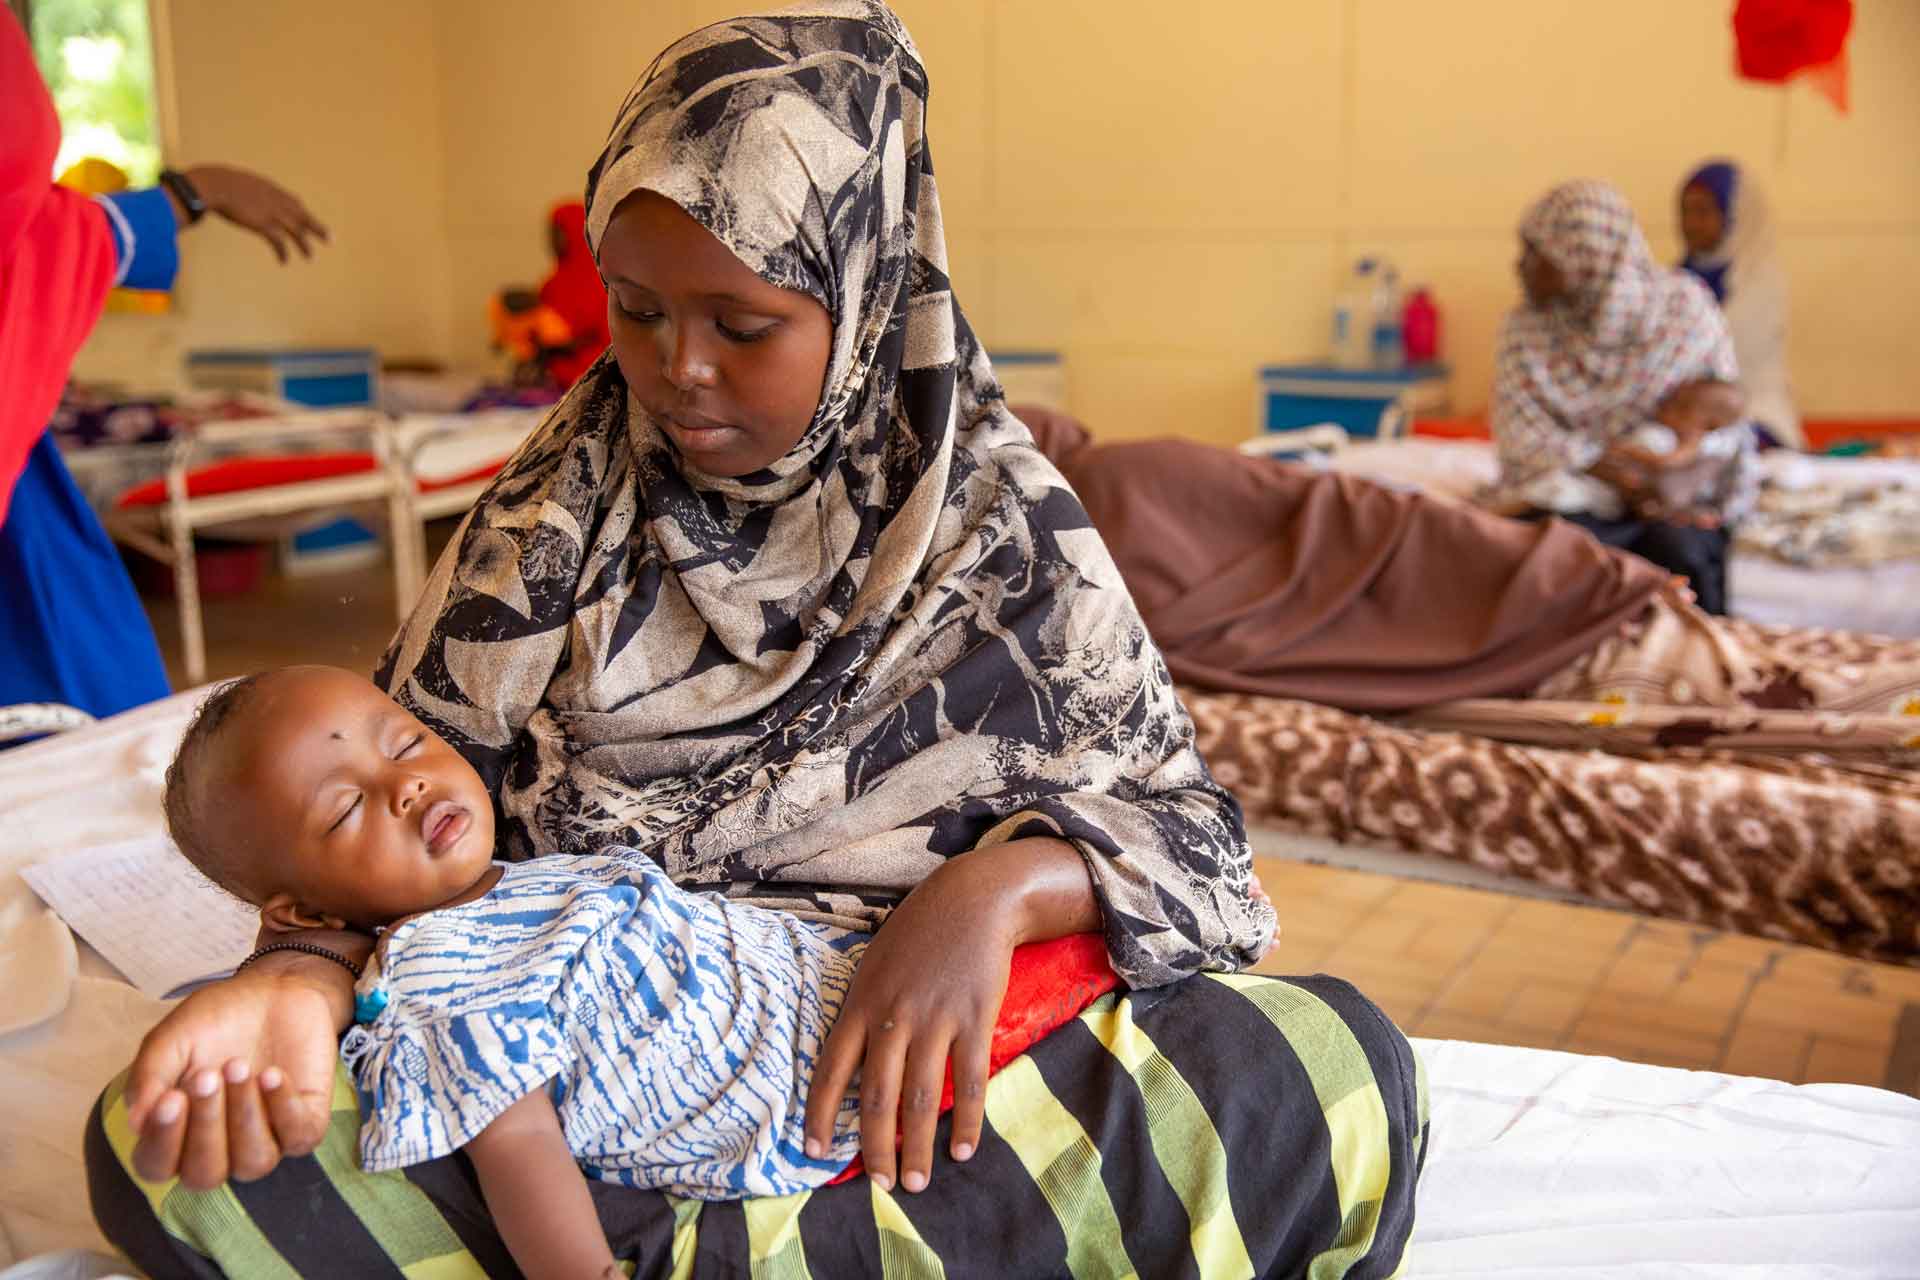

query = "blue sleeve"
[[94, 187, 179, 291]]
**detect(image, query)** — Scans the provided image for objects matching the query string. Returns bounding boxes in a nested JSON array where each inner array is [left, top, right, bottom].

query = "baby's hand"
[[1478, 491, 1533, 518], [1613, 441, 1668, 470], [1669, 507, 1723, 530], [1654, 419, 1708, 461], [1642, 502, 1720, 529]]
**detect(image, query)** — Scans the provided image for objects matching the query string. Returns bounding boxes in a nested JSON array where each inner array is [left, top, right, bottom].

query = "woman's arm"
[[1587, 445, 1655, 504], [127, 932, 368, 1188], [158, 164, 328, 262], [465, 1087, 620, 1280]]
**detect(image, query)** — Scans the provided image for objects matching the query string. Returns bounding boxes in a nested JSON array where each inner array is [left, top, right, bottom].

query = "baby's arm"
[[465, 1085, 621, 1280]]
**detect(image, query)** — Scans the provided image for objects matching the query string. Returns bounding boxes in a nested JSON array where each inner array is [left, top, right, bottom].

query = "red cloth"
[[114, 452, 511, 507], [1, 10, 118, 522], [114, 454, 379, 507], [1734, 0, 1853, 111], [538, 200, 609, 388], [827, 932, 1118, 1184]]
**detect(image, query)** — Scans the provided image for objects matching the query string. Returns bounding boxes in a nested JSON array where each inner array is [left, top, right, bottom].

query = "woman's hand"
[[1668, 508, 1722, 530], [1478, 493, 1533, 519], [125, 949, 359, 1189], [1590, 446, 1654, 502], [180, 164, 330, 262], [802, 837, 1098, 1194], [1249, 869, 1281, 960]]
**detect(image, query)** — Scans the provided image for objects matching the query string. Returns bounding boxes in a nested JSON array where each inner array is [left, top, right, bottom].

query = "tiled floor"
[[1252, 857, 1920, 1093], [135, 546, 1920, 1095]]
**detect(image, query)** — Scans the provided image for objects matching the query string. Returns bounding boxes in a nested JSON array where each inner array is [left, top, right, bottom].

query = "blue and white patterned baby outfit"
[[341, 851, 865, 1199]]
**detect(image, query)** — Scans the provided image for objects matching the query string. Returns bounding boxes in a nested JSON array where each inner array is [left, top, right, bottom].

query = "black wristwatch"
[[158, 167, 207, 224]]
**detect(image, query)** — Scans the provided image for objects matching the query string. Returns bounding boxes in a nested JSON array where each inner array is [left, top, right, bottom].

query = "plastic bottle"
[[1402, 286, 1441, 365], [1331, 259, 1376, 369], [1370, 266, 1404, 370]]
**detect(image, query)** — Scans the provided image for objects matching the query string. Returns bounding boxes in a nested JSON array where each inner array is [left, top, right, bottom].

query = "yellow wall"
[[76, 1, 1920, 445], [70, 0, 454, 391]]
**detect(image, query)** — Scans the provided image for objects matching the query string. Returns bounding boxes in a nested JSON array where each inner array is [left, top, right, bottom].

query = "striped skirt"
[[87, 973, 1426, 1279]]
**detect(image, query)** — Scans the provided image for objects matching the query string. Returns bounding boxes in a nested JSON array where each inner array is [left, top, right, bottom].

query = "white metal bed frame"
[[101, 411, 428, 685]]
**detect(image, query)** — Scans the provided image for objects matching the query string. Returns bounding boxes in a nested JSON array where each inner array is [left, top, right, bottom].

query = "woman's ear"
[[259, 893, 349, 934]]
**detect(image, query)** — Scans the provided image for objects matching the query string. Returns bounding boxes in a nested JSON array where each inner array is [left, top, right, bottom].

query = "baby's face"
[[211, 666, 496, 929], [1664, 384, 1746, 435]]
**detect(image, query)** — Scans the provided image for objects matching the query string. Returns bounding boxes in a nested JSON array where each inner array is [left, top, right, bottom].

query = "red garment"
[[537, 200, 609, 387], [1, 10, 118, 523]]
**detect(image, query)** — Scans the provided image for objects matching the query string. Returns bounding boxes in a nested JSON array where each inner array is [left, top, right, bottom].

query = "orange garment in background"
[[489, 293, 573, 365]]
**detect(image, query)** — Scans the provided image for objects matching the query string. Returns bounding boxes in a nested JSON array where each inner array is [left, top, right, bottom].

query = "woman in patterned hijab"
[[375, 0, 1282, 1189], [103, 5, 1422, 1275], [1486, 179, 1751, 613]]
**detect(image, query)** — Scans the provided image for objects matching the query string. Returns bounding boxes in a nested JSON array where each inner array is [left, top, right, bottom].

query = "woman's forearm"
[[966, 837, 1102, 945], [244, 926, 373, 1034]]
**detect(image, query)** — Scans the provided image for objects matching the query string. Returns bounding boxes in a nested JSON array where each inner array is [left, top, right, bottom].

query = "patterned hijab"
[[1491, 180, 1736, 487], [380, 0, 1265, 987]]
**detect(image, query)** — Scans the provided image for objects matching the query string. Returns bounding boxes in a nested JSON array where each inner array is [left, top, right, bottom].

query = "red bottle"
[[1402, 287, 1441, 365]]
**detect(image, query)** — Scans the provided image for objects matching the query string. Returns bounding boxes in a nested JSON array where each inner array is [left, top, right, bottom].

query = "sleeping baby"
[[161, 664, 865, 1280]]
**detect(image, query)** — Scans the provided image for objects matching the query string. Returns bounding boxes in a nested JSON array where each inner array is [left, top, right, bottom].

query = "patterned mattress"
[[1183, 687, 1920, 967]]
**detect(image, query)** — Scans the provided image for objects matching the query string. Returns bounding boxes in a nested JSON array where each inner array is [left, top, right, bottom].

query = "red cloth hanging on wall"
[[1733, 0, 1855, 112]]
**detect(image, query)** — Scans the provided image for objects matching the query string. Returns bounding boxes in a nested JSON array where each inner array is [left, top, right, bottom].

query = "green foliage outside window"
[[26, 0, 161, 185]]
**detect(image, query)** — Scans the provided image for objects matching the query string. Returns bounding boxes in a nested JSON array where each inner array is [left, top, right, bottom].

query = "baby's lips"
[[419, 798, 466, 852]]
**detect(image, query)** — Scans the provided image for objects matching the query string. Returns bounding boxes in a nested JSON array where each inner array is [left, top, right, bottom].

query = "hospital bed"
[[392, 408, 543, 522], [3, 693, 1918, 1277], [61, 407, 544, 686], [99, 411, 422, 686]]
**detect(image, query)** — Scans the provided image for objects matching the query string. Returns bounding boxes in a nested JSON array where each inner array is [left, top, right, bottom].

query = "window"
[[14, 0, 162, 185]]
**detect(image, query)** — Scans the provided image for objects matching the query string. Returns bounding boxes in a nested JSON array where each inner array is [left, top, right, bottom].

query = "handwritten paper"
[[22, 837, 259, 999]]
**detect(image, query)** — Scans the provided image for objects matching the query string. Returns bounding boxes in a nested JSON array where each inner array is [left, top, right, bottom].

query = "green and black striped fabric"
[[87, 973, 1426, 1279]]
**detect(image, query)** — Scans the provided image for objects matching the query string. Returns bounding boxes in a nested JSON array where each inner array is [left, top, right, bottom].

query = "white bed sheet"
[[1410, 1038, 1920, 1277], [1325, 439, 1920, 638], [3, 695, 1919, 1276], [393, 408, 542, 487]]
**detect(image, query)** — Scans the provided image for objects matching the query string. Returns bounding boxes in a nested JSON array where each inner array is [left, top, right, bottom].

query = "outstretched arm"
[[128, 932, 368, 1188], [466, 1086, 620, 1280], [161, 164, 329, 262]]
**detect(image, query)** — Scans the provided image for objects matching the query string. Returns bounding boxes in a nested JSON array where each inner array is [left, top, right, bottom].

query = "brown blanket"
[[1021, 406, 1666, 712]]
